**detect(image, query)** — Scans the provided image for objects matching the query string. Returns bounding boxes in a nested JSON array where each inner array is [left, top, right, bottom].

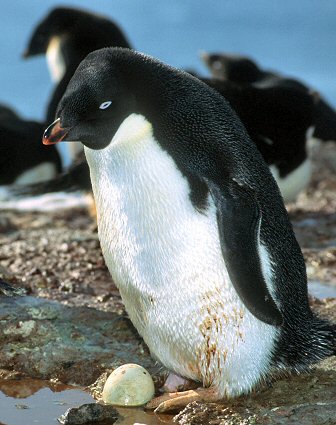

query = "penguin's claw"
[[146, 387, 220, 413]]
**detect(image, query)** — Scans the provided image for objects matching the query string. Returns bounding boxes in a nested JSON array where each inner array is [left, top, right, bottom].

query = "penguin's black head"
[[23, 7, 82, 57], [43, 48, 137, 149], [201, 52, 261, 82], [23, 7, 130, 58]]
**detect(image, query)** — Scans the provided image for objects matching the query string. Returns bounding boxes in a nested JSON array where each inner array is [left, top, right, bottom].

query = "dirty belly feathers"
[[43, 48, 336, 410], [85, 114, 277, 397]]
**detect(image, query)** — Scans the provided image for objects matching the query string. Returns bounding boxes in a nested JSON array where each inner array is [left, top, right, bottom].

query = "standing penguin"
[[43, 48, 335, 411]]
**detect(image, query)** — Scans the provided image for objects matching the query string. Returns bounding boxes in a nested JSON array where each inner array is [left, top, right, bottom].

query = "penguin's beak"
[[43, 118, 70, 145], [199, 50, 209, 63], [22, 49, 30, 59]]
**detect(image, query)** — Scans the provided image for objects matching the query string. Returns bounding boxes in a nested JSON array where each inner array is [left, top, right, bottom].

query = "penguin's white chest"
[[14, 162, 58, 185], [46, 36, 66, 83], [270, 159, 312, 203], [85, 113, 277, 397]]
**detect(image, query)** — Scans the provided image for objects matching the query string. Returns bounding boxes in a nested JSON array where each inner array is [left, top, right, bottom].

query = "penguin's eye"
[[99, 101, 112, 110]]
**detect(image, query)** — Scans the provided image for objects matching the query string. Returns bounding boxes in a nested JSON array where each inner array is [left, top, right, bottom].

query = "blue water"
[[2, 1, 336, 120]]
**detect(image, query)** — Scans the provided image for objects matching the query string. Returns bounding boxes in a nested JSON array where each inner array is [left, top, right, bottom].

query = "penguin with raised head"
[[201, 52, 336, 142], [43, 48, 335, 411], [0, 105, 61, 185], [23, 6, 132, 125]]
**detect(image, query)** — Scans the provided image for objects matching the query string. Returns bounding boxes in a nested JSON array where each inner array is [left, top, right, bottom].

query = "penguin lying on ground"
[[43, 47, 336, 412], [0, 158, 89, 200], [0, 104, 61, 185], [201, 52, 336, 142], [23, 6, 132, 162]]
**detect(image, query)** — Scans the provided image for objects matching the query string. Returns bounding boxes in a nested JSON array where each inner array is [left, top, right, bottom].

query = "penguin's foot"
[[146, 387, 220, 413], [161, 373, 198, 393]]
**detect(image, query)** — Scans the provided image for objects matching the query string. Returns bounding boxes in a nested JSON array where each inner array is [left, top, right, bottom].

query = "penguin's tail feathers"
[[0, 160, 91, 201], [282, 314, 336, 372], [330, 323, 336, 356], [310, 314, 336, 359]]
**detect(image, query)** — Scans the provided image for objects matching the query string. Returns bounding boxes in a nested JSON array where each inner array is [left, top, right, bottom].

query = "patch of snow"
[[0, 192, 90, 212]]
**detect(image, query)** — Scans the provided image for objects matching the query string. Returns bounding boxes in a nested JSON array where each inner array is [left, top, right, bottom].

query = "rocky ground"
[[0, 142, 335, 424]]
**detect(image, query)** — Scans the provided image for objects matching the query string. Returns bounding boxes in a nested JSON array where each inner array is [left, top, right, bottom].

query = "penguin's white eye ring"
[[99, 101, 112, 110]]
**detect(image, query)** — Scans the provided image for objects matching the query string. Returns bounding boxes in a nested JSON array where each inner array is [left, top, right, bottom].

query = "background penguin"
[[205, 79, 316, 202], [23, 6, 132, 161], [201, 51, 336, 142], [43, 47, 336, 412], [0, 159, 90, 201], [0, 104, 61, 185]]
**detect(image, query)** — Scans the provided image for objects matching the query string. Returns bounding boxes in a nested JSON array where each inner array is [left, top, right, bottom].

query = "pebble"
[[58, 403, 119, 424]]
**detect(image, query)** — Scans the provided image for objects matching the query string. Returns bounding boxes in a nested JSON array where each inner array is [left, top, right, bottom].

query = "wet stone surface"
[[58, 403, 120, 424], [0, 142, 335, 424], [0, 295, 161, 386]]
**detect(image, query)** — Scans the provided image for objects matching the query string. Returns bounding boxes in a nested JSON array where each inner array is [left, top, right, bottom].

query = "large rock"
[[0, 295, 159, 386]]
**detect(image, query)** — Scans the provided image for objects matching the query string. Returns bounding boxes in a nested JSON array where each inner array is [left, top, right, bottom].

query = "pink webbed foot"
[[161, 372, 198, 393], [146, 386, 221, 413]]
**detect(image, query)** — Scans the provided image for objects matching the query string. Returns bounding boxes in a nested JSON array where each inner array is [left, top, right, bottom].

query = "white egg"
[[102, 364, 155, 407]]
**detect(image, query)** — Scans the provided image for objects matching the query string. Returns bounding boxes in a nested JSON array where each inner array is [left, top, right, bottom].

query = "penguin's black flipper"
[[208, 179, 283, 326]]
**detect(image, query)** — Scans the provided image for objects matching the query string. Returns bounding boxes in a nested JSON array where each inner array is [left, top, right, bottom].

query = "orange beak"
[[43, 118, 70, 145]]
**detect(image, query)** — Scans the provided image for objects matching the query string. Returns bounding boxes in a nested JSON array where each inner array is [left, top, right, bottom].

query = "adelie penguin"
[[0, 105, 61, 185], [43, 48, 336, 412], [201, 51, 336, 142]]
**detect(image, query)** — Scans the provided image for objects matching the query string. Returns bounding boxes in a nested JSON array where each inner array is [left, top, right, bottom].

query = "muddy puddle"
[[0, 379, 174, 425]]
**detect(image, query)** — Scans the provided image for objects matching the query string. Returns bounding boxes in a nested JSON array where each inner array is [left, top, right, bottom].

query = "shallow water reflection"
[[0, 379, 174, 425], [308, 280, 336, 298]]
